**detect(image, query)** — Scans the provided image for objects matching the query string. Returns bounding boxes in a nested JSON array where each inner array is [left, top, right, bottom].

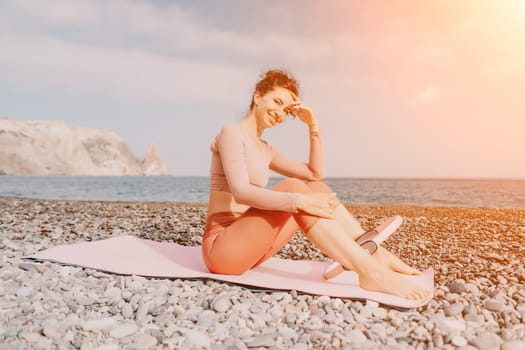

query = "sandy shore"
[[0, 196, 524, 349]]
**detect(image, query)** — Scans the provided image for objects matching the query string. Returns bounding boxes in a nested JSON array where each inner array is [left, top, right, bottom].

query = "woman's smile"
[[266, 110, 284, 126], [266, 110, 278, 126]]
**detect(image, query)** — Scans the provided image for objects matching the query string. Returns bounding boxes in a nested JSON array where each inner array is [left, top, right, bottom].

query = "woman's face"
[[253, 87, 297, 129]]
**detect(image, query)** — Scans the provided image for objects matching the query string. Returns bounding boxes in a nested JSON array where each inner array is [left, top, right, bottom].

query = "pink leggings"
[[201, 178, 333, 275]]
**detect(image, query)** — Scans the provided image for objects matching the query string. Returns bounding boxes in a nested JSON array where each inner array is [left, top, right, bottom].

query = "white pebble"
[[451, 335, 467, 347], [183, 329, 211, 348], [471, 332, 502, 350], [502, 340, 525, 350], [279, 325, 298, 342], [444, 303, 464, 317], [82, 318, 117, 332], [104, 287, 122, 301], [247, 333, 276, 348], [109, 323, 138, 339], [485, 299, 505, 312], [129, 334, 157, 349], [346, 329, 367, 344], [121, 303, 133, 318], [212, 296, 231, 313], [436, 317, 466, 334], [93, 345, 120, 350]]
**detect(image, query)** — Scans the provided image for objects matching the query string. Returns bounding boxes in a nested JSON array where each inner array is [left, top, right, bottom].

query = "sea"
[[0, 176, 524, 209]]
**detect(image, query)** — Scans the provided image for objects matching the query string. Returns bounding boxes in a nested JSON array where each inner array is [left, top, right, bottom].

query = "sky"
[[1, 0, 524, 178]]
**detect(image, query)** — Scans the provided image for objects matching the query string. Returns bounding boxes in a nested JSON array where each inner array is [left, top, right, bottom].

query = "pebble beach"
[[1, 196, 524, 350]]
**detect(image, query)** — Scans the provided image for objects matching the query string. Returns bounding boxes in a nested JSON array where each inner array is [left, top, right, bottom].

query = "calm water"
[[0, 176, 524, 209]]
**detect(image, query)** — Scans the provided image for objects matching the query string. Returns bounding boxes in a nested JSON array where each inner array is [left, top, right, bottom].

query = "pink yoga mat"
[[29, 235, 434, 309]]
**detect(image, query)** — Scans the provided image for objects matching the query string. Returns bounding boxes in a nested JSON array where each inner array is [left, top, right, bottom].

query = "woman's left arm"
[[270, 101, 325, 180], [269, 130, 325, 181]]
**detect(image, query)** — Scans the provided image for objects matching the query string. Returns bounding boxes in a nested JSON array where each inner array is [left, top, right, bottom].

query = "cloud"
[[1, 0, 343, 67], [2, 0, 99, 25], [480, 64, 525, 78], [0, 34, 254, 105], [418, 86, 441, 103], [0, 0, 375, 107]]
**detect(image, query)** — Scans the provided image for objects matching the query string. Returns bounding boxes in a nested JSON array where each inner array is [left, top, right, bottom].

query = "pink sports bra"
[[209, 123, 324, 212]]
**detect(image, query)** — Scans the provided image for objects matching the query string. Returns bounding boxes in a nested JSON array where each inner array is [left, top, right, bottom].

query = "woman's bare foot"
[[358, 263, 430, 300], [373, 246, 421, 275], [323, 246, 422, 280]]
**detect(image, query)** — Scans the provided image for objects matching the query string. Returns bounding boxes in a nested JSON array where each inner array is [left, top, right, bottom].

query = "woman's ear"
[[253, 93, 261, 107]]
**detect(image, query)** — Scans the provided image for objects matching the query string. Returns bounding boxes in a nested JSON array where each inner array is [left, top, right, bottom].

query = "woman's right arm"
[[218, 124, 299, 212]]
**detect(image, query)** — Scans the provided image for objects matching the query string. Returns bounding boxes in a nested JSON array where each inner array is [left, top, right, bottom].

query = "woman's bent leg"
[[306, 181, 420, 275], [304, 216, 430, 300], [251, 179, 329, 267], [204, 208, 294, 275], [306, 181, 365, 238]]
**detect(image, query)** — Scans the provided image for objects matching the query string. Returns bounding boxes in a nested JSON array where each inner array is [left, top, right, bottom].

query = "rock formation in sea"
[[141, 144, 168, 176], [0, 117, 168, 176]]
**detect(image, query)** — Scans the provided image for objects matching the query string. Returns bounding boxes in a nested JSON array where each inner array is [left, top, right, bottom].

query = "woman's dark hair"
[[250, 69, 300, 110]]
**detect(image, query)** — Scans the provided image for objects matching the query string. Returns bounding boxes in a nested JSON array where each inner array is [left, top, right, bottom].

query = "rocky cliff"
[[0, 117, 168, 176]]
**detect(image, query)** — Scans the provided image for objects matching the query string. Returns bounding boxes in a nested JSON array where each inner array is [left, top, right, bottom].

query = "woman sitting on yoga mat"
[[202, 69, 430, 300]]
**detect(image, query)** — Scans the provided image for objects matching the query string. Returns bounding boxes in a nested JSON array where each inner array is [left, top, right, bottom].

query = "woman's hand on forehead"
[[284, 99, 303, 114]]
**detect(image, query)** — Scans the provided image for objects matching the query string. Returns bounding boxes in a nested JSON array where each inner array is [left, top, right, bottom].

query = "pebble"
[[412, 326, 430, 341], [485, 299, 506, 312], [370, 323, 386, 339], [104, 287, 122, 302], [129, 334, 157, 350], [346, 329, 367, 344], [109, 323, 138, 339], [451, 335, 467, 347], [448, 281, 467, 294], [77, 296, 95, 306], [212, 294, 231, 313], [121, 303, 133, 318], [437, 317, 466, 334], [279, 325, 298, 342], [432, 333, 444, 347], [517, 304, 525, 320], [502, 340, 525, 350], [21, 332, 48, 343], [464, 313, 484, 324], [42, 325, 60, 339], [183, 329, 211, 348], [464, 283, 480, 295], [135, 302, 151, 321], [444, 303, 464, 317], [458, 257, 471, 264], [471, 332, 503, 350], [93, 345, 119, 350], [247, 333, 276, 347], [82, 318, 117, 332], [197, 310, 216, 328]]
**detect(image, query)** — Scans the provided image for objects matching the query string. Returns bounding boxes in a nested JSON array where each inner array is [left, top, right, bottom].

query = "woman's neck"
[[240, 111, 264, 138]]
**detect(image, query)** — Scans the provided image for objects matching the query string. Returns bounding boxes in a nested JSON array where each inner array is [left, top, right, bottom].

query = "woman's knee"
[[209, 265, 248, 276], [204, 256, 250, 275], [305, 180, 333, 194], [273, 178, 333, 195], [272, 177, 310, 193]]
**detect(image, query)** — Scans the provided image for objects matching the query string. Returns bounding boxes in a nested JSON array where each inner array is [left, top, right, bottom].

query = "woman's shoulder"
[[218, 122, 243, 139], [211, 123, 245, 150], [220, 122, 241, 133]]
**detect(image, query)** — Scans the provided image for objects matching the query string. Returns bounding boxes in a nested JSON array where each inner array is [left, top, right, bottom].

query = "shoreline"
[[1, 196, 524, 349], [2, 194, 525, 210]]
